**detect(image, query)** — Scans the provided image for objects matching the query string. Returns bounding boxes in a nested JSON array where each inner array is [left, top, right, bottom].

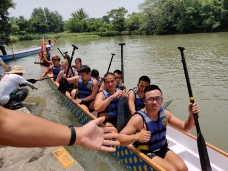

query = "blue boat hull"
[[2, 47, 40, 61]]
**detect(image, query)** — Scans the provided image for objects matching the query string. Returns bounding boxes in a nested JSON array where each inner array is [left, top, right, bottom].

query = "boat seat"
[[169, 144, 186, 155]]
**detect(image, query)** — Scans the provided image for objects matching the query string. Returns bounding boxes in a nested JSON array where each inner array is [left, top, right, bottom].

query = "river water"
[[4, 32, 228, 170]]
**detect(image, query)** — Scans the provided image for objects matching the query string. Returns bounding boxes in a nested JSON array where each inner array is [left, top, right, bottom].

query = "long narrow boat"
[[2, 47, 40, 61], [45, 72, 228, 171]]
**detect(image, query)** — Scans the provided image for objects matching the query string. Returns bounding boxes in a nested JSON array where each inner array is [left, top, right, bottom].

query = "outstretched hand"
[[75, 117, 120, 152]]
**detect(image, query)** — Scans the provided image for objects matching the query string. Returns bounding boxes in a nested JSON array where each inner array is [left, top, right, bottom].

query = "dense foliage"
[[0, 0, 15, 44], [2, 0, 228, 41]]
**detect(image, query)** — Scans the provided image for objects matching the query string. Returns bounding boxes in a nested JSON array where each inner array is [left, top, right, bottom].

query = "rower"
[[99, 69, 126, 91], [40, 45, 52, 68], [66, 65, 99, 111], [39, 55, 62, 81], [118, 84, 200, 171], [91, 69, 103, 89], [55, 59, 78, 98], [72, 58, 82, 75], [128, 76, 150, 116], [94, 72, 127, 129]]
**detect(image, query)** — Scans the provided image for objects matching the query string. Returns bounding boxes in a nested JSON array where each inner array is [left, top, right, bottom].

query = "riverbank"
[[10, 30, 132, 43]]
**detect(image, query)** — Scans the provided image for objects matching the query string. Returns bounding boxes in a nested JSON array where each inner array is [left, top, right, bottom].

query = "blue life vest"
[[52, 64, 62, 81], [47, 52, 50, 61], [116, 81, 124, 90], [101, 88, 119, 117], [77, 76, 93, 98], [130, 87, 145, 111], [134, 108, 167, 152]]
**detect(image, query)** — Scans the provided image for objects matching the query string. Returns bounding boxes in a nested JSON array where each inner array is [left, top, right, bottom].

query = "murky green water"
[[4, 32, 228, 170]]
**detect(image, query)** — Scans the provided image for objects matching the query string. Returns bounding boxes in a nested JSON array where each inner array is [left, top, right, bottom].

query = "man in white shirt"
[[0, 65, 37, 109], [0, 56, 9, 80]]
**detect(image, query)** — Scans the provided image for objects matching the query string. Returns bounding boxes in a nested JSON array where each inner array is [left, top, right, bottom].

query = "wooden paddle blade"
[[117, 97, 130, 132], [162, 99, 173, 109], [27, 79, 37, 84], [58, 78, 68, 94]]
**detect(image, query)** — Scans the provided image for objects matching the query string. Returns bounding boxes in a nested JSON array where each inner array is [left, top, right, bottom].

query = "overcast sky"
[[9, 0, 145, 20]]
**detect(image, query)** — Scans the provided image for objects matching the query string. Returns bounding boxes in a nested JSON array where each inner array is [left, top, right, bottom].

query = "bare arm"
[[94, 89, 122, 112], [55, 71, 63, 87], [99, 82, 105, 91], [118, 114, 150, 146], [128, 90, 136, 115], [166, 103, 199, 133], [0, 57, 9, 71], [0, 107, 119, 152], [43, 52, 50, 63], [40, 65, 53, 80], [67, 76, 78, 84]]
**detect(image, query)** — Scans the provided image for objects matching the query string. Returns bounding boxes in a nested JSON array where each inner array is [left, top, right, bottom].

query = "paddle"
[[10, 42, 16, 61], [107, 53, 115, 73], [178, 46, 212, 171], [57, 47, 74, 74], [58, 44, 78, 94], [117, 43, 129, 132], [162, 99, 173, 109], [19, 77, 54, 87]]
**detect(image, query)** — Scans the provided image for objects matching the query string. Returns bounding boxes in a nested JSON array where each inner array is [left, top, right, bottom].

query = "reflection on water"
[[4, 32, 228, 169]]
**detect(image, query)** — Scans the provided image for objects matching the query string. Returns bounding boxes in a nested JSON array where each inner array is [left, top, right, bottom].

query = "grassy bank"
[[10, 31, 131, 42]]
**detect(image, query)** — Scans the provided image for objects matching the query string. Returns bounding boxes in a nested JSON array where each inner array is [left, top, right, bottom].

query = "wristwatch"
[[80, 98, 84, 104]]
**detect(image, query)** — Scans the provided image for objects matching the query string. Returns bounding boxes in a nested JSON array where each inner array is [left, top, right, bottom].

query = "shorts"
[[40, 62, 50, 67], [142, 143, 170, 159], [103, 117, 117, 128], [82, 100, 93, 108]]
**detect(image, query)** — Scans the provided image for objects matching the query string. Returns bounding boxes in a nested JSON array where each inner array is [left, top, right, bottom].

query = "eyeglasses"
[[146, 96, 163, 102]]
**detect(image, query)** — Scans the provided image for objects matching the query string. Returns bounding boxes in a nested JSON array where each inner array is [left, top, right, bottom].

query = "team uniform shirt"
[[0, 74, 27, 105]]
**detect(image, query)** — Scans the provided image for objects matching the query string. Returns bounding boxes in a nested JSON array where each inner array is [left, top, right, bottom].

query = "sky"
[[9, 0, 145, 20]]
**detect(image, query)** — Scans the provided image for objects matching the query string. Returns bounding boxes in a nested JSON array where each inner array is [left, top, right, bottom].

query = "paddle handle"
[[107, 53, 115, 73], [119, 43, 125, 88]]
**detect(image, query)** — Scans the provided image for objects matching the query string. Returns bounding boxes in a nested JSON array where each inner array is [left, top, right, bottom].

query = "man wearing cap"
[[0, 65, 37, 109], [0, 56, 9, 80]]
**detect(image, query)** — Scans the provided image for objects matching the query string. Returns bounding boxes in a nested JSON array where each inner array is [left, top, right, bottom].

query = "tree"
[[71, 8, 89, 20], [107, 7, 128, 32], [28, 7, 64, 33], [16, 16, 28, 31], [0, 0, 16, 44], [11, 23, 19, 34], [126, 13, 142, 33]]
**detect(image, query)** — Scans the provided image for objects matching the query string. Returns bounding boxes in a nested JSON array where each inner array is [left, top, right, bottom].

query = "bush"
[[10, 36, 19, 43], [99, 30, 120, 36]]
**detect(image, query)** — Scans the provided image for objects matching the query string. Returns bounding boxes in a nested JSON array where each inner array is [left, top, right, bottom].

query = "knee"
[[178, 163, 188, 171]]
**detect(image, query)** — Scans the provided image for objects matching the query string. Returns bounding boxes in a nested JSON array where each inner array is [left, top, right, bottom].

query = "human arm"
[[39, 65, 53, 80], [55, 71, 64, 87], [166, 103, 200, 133], [99, 82, 105, 91], [0, 107, 119, 152], [66, 76, 78, 84], [128, 90, 136, 115], [0, 57, 9, 71], [23, 81, 37, 90], [94, 89, 123, 112], [43, 52, 51, 63], [118, 114, 151, 146]]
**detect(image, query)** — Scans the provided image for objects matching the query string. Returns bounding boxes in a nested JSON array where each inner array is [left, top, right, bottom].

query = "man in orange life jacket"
[[118, 84, 200, 171]]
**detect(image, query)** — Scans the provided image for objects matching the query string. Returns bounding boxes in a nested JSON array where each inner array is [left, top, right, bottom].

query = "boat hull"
[[2, 47, 40, 61], [46, 75, 228, 171]]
